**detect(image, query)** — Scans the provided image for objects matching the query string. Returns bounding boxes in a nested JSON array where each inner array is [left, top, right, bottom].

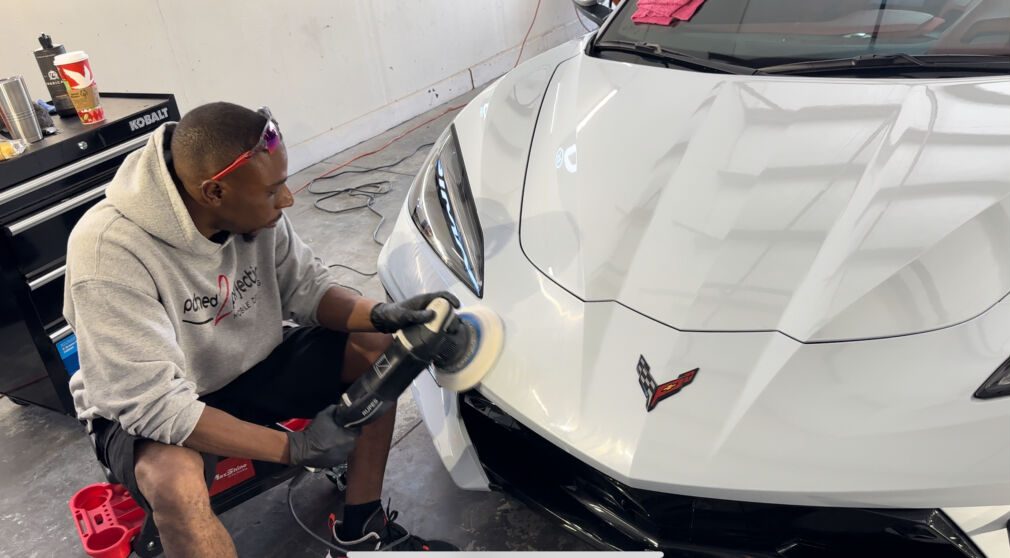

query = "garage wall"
[[6, 0, 588, 171]]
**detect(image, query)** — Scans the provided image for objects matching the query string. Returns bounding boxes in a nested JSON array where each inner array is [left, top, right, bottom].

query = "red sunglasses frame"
[[210, 107, 282, 181]]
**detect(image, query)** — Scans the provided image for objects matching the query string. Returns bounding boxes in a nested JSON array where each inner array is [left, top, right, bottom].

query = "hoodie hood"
[[105, 123, 225, 257], [520, 56, 1010, 343]]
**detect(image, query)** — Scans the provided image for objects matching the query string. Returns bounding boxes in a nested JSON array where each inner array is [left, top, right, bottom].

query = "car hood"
[[520, 55, 1010, 342]]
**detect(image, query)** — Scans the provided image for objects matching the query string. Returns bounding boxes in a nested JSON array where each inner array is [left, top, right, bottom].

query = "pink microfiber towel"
[[632, 0, 706, 25]]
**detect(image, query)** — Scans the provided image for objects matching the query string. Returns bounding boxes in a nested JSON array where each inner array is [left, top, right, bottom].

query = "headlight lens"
[[975, 357, 1010, 399], [407, 124, 484, 297]]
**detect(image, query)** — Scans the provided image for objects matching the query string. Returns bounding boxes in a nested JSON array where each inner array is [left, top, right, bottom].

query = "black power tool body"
[[332, 297, 502, 428]]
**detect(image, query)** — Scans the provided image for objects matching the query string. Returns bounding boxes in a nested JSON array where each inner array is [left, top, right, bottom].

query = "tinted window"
[[596, 0, 1010, 67]]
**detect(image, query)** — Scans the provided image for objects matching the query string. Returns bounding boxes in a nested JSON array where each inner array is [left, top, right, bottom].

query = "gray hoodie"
[[64, 123, 339, 445]]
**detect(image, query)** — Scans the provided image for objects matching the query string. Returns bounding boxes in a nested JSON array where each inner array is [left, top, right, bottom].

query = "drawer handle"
[[9, 183, 108, 235], [0, 133, 150, 207], [49, 323, 73, 343], [28, 265, 66, 291]]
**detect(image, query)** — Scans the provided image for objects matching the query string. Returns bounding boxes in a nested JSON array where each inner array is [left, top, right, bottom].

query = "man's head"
[[170, 102, 293, 236]]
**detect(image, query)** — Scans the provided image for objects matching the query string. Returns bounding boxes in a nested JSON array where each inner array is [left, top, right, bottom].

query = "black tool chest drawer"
[[0, 94, 180, 413], [28, 267, 67, 331], [11, 182, 109, 278]]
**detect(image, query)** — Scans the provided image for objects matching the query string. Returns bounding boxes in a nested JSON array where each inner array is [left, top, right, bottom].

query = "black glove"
[[287, 404, 359, 468], [369, 291, 461, 333]]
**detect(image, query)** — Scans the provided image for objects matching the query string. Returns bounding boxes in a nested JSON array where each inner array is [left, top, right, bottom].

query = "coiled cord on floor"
[[288, 470, 349, 553], [309, 142, 434, 295], [306, 141, 435, 249], [326, 263, 380, 296]]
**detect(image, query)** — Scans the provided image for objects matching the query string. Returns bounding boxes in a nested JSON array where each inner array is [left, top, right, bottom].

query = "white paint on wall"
[[6, 0, 588, 172]]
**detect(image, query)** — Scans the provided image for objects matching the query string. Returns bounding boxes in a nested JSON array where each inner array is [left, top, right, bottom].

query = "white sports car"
[[378, 1, 1010, 555]]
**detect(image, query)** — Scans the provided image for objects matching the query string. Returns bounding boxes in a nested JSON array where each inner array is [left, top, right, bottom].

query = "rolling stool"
[[74, 419, 346, 557]]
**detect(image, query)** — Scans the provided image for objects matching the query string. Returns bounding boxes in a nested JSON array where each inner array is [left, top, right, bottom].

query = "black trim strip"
[[460, 391, 983, 558]]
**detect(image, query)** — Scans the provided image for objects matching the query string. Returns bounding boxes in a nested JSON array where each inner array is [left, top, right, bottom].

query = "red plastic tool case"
[[69, 483, 145, 558]]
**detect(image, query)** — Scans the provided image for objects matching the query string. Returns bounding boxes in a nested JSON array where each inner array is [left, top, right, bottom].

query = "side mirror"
[[572, 0, 613, 26]]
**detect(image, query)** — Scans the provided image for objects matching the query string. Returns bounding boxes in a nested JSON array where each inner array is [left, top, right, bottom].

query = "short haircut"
[[170, 102, 267, 183]]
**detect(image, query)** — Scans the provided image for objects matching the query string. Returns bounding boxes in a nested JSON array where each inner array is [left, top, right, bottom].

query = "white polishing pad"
[[434, 306, 504, 392]]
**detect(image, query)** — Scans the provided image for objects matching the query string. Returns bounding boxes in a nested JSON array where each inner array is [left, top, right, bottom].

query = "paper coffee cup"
[[53, 51, 105, 125]]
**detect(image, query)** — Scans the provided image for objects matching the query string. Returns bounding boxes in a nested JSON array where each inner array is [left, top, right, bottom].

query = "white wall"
[[7, 0, 587, 172]]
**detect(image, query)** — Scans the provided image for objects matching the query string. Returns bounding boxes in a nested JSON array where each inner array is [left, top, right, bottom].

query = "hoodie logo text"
[[181, 266, 261, 326]]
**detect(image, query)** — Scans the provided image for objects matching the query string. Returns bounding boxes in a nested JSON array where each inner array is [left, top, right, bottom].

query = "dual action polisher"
[[333, 297, 504, 428]]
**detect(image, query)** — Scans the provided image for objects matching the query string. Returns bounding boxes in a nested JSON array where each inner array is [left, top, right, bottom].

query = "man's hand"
[[369, 291, 460, 333], [287, 404, 359, 468]]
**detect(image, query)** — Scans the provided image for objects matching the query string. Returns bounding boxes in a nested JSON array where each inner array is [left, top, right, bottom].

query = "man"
[[64, 102, 459, 556]]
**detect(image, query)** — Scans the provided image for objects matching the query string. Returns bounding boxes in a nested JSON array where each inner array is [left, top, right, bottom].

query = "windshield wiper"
[[760, 53, 1010, 75], [593, 39, 759, 75]]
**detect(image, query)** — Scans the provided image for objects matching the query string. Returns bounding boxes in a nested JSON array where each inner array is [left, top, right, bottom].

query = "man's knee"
[[356, 331, 393, 360], [342, 332, 393, 383], [134, 442, 210, 520]]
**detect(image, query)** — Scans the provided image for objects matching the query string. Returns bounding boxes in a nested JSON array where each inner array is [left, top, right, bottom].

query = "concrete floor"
[[0, 90, 593, 557]]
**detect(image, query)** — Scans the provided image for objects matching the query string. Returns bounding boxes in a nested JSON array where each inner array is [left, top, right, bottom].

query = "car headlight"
[[975, 357, 1010, 399], [407, 124, 484, 297]]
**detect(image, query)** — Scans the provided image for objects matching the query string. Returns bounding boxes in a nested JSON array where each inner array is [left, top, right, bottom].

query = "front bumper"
[[381, 207, 1010, 555], [459, 390, 987, 558], [380, 203, 1010, 509]]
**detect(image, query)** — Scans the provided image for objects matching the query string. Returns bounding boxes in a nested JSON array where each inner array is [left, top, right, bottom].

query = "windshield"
[[594, 0, 1010, 72]]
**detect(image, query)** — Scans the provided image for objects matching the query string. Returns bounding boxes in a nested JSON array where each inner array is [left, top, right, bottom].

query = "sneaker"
[[328, 501, 459, 553]]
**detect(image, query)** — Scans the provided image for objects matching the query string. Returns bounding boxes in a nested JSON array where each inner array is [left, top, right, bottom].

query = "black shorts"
[[91, 326, 352, 513]]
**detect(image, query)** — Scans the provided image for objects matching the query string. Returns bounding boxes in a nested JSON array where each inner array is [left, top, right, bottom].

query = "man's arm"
[[69, 279, 207, 445], [183, 406, 291, 463], [315, 286, 380, 332], [273, 217, 457, 332], [315, 286, 464, 334], [185, 401, 358, 469]]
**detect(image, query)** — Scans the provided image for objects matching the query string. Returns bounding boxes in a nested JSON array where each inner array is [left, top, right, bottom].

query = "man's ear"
[[198, 179, 225, 207]]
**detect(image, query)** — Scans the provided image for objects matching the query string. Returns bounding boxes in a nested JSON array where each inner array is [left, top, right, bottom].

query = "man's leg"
[[339, 331, 395, 505], [331, 330, 458, 550], [134, 442, 237, 558]]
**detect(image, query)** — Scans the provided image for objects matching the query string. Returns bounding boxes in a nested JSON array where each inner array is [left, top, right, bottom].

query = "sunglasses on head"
[[210, 107, 282, 181]]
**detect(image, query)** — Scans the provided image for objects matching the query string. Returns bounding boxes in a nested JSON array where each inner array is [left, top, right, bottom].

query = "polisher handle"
[[396, 297, 460, 361], [332, 297, 458, 428]]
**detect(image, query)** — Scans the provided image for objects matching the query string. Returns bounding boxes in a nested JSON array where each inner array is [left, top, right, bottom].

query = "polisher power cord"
[[306, 141, 435, 247], [288, 469, 350, 553], [286, 296, 461, 554], [286, 299, 503, 551]]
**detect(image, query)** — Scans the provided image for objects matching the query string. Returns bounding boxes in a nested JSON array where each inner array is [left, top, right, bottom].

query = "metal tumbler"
[[0, 76, 44, 143]]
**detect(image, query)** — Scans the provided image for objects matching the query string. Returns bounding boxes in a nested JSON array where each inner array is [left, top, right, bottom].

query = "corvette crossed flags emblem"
[[637, 355, 698, 412]]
